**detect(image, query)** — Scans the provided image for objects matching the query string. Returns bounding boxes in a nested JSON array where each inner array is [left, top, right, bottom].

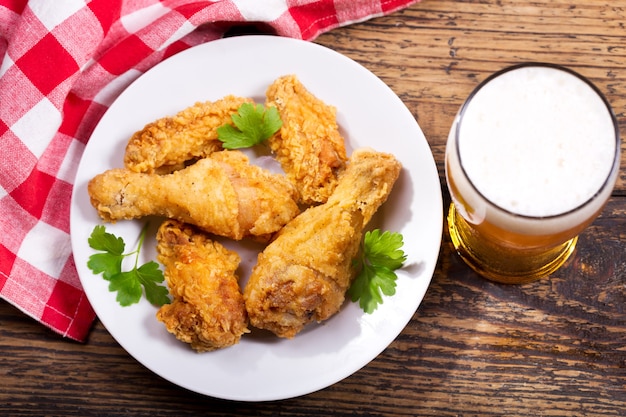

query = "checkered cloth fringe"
[[0, 0, 418, 342]]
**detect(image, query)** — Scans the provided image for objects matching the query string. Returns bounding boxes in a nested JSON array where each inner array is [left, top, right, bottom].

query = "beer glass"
[[445, 63, 620, 284]]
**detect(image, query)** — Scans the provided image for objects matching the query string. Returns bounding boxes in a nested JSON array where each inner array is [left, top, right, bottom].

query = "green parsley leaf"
[[87, 252, 124, 281], [108, 270, 143, 307], [217, 102, 282, 149], [87, 225, 125, 280], [363, 229, 407, 270], [348, 229, 407, 314], [87, 224, 169, 307], [136, 261, 171, 307], [88, 224, 125, 253]]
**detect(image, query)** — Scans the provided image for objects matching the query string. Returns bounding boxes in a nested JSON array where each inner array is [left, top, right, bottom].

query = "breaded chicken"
[[88, 150, 300, 240], [243, 148, 402, 338], [156, 219, 248, 352], [124, 95, 253, 173], [266, 75, 348, 205]]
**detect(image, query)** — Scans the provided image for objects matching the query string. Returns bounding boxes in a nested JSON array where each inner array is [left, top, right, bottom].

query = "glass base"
[[447, 204, 577, 284]]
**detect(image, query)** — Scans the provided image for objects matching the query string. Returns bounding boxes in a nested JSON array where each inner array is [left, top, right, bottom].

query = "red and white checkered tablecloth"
[[0, 0, 419, 342]]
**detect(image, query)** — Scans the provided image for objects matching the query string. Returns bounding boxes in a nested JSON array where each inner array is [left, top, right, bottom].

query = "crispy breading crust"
[[243, 148, 401, 338], [156, 219, 249, 352], [124, 95, 253, 173], [266, 75, 348, 205], [88, 150, 300, 240]]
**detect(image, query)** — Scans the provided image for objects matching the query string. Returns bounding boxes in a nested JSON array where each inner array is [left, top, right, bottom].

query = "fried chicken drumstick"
[[243, 148, 402, 338], [156, 219, 248, 352], [124, 95, 252, 173], [266, 75, 348, 205], [88, 150, 300, 240]]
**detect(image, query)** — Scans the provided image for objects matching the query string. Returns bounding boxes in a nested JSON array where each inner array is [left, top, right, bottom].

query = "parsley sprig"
[[87, 224, 170, 307], [217, 102, 282, 149], [348, 229, 407, 314]]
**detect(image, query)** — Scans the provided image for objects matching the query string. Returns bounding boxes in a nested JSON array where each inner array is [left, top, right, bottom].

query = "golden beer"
[[445, 63, 620, 284]]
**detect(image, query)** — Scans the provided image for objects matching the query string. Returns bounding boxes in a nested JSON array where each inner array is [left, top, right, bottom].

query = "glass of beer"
[[445, 63, 620, 284]]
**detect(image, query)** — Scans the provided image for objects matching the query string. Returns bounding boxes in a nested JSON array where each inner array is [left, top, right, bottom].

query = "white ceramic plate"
[[70, 35, 443, 402]]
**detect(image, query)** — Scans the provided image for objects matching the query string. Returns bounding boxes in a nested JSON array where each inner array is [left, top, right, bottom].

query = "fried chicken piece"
[[266, 75, 348, 205], [124, 95, 252, 173], [243, 148, 402, 338], [88, 150, 300, 240], [155, 219, 248, 352]]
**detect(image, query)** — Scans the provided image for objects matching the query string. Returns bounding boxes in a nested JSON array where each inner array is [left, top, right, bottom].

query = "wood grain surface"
[[2, 1, 625, 416]]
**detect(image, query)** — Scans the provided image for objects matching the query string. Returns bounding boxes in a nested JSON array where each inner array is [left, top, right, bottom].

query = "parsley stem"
[[133, 222, 150, 269]]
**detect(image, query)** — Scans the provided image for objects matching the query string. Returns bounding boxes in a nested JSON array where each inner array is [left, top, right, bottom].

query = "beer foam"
[[457, 66, 617, 217]]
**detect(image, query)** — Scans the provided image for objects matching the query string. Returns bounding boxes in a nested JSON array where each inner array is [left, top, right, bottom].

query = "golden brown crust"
[[243, 148, 401, 338], [124, 95, 253, 173], [88, 150, 300, 240], [156, 219, 248, 352], [266, 75, 348, 205]]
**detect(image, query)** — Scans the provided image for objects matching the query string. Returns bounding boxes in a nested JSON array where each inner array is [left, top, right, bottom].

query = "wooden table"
[[2, 1, 625, 415]]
